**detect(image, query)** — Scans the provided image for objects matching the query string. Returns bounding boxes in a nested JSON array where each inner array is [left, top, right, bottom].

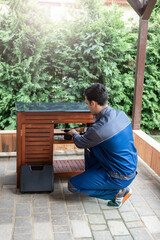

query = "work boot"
[[107, 187, 132, 208]]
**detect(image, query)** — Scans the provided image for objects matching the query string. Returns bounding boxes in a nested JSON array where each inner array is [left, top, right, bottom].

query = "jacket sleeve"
[[73, 126, 102, 149]]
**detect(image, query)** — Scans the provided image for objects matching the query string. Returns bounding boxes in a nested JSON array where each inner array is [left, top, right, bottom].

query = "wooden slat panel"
[[54, 159, 85, 175], [25, 160, 50, 164], [25, 137, 50, 142], [26, 145, 50, 150], [26, 153, 50, 158], [25, 142, 50, 146], [26, 133, 50, 137], [25, 150, 50, 154], [26, 128, 51, 133]]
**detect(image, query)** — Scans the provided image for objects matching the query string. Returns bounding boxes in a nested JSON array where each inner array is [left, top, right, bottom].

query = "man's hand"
[[67, 129, 77, 136]]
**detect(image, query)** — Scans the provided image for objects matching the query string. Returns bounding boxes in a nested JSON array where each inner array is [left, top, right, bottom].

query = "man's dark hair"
[[84, 83, 108, 106]]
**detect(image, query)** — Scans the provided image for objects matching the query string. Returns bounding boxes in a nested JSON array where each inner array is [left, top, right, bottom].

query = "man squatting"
[[68, 83, 137, 208]]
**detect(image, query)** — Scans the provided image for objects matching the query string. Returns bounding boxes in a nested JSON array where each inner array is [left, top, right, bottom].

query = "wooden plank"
[[151, 148, 160, 176], [26, 145, 50, 150], [49, 125, 54, 164], [12, 133, 17, 152], [2, 134, 12, 152], [26, 132, 50, 137], [54, 140, 74, 144], [132, 19, 148, 130], [22, 124, 26, 165], [26, 154, 50, 158], [25, 137, 50, 142], [142, 0, 157, 20], [0, 134, 2, 152], [127, 0, 143, 16], [25, 150, 50, 154], [25, 160, 50, 165], [26, 128, 50, 133], [25, 124, 52, 129], [25, 142, 50, 146]]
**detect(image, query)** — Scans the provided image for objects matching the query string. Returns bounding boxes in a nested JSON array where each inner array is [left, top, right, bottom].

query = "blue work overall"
[[68, 106, 137, 200]]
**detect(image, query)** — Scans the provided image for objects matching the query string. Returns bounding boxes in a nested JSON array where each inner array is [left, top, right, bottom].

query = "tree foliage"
[[0, 0, 159, 132]]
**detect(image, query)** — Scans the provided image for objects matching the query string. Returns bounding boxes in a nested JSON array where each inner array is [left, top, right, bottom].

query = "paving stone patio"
[[0, 150, 160, 240]]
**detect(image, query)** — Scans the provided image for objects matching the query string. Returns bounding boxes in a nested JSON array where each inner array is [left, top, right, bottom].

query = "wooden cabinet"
[[16, 103, 93, 188]]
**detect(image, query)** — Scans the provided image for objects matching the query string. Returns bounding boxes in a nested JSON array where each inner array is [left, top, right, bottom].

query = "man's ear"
[[91, 101, 97, 107]]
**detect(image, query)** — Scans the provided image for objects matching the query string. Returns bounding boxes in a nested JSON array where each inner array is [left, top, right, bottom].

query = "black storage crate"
[[20, 165, 54, 193]]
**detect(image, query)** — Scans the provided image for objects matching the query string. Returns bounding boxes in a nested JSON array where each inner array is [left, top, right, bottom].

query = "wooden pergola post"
[[127, 0, 157, 130]]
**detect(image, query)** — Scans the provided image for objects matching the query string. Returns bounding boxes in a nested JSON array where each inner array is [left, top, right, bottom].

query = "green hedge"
[[0, 0, 159, 133]]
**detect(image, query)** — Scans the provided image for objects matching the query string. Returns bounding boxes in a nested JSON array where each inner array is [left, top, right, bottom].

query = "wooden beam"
[[127, 0, 143, 16], [142, 0, 157, 20], [132, 19, 148, 130]]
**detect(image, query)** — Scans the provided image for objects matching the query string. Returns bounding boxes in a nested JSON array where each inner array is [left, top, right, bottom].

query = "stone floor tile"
[[114, 236, 133, 240], [129, 191, 144, 202], [54, 232, 73, 240], [0, 208, 13, 214], [67, 204, 83, 211], [13, 234, 32, 240], [51, 215, 69, 225], [0, 197, 14, 208], [145, 197, 160, 210], [153, 209, 160, 219], [16, 195, 32, 204], [93, 230, 113, 240], [34, 222, 53, 240], [71, 220, 92, 238], [16, 204, 31, 217], [14, 227, 32, 235], [15, 217, 32, 228], [83, 201, 101, 214], [121, 211, 140, 222], [125, 220, 144, 228], [74, 239, 93, 240], [33, 196, 49, 208], [103, 209, 121, 220], [49, 192, 64, 202], [130, 200, 148, 208], [50, 202, 67, 215], [68, 211, 86, 221], [34, 213, 50, 222], [33, 207, 49, 213], [135, 206, 155, 217], [141, 216, 160, 233], [119, 200, 134, 212], [0, 214, 13, 224], [91, 224, 107, 231], [0, 224, 13, 240], [147, 182, 160, 199], [7, 158, 16, 170], [87, 214, 106, 224], [53, 225, 71, 232], [108, 220, 129, 236], [130, 227, 153, 240], [4, 171, 17, 185], [152, 232, 160, 240], [1, 187, 17, 196]]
